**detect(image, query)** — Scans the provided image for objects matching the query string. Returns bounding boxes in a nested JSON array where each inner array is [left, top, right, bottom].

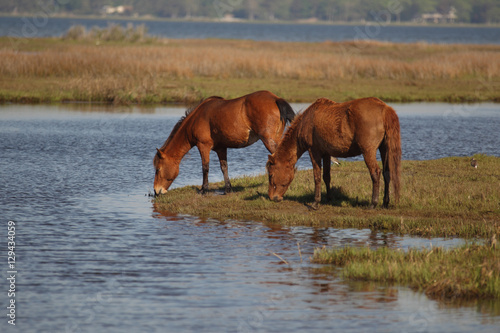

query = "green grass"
[[312, 244, 500, 301], [153, 155, 500, 239]]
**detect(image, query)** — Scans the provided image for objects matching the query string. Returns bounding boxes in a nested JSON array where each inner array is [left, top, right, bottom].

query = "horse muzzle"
[[271, 195, 283, 202], [153, 188, 167, 197]]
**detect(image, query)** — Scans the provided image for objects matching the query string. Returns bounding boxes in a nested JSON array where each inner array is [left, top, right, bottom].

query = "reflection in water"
[[151, 206, 499, 332]]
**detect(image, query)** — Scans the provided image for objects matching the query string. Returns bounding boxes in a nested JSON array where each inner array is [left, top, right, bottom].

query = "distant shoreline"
[[2, 13, 500, 28]]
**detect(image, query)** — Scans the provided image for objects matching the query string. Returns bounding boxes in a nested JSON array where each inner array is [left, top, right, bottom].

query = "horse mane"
[[281, 108, 306, 144], [158, 96, 223, 151], [281, 98, 336, 144]]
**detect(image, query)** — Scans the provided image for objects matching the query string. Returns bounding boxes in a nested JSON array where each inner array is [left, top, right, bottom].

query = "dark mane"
[[158, 96, 223, 151], [280, 108, 306, 144], [281, 98, 335, 144]]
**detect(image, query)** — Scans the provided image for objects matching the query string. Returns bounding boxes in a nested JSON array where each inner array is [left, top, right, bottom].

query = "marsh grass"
[[153, 155, 500, 239], [312, 244, 500, 300], [63, 23, 152, 43], [1, 37, 499, 104]]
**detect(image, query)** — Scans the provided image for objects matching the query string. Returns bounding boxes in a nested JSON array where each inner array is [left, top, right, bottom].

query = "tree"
[[400, 0, 438, 21], [0, 0, 498, 23], [471, 0, 500, 23], [290, 0, 316, 19]]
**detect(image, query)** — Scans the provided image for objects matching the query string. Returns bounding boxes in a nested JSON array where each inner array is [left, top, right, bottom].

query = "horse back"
[[242, 90, 286, 126], [188, 91, 281, 148], [306, 97, 387, 157], [218, 90, 285, 131]]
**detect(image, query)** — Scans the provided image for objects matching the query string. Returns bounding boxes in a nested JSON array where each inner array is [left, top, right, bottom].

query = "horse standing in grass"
[[267, 97, 401, 208], [154, 90, 295, 195]]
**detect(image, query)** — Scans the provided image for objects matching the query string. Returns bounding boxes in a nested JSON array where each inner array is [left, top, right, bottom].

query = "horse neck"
[[161, 127, 192, 162], [275, 124, 305, 167]]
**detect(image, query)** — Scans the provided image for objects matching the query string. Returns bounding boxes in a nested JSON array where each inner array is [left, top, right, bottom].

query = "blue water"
[[1, 16, 499, 44], [0, 103, 499, 333]]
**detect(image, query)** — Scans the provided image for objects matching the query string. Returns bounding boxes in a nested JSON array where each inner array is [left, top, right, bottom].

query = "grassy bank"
[[312, 244, 500, 300], [1, 37, 500, 104], [153, 155, 500, 239]]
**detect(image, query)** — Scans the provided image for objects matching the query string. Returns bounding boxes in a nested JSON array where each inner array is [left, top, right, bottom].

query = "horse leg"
[[322, 155, 332, 201], [198, 145, 211, 194], [379, 145, 391, 208], [215, 148, 232, 194], [363, 151, 381, 208], [260, 136, 278, 154], [308, 149, 323, 208]]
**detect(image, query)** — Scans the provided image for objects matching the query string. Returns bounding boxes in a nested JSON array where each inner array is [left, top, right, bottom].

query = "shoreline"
[[153, 156, 500, 240], [2, 13, 500, 28]]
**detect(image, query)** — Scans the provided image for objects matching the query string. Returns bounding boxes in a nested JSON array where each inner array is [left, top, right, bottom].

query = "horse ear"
[[156, 148, 166, 159]]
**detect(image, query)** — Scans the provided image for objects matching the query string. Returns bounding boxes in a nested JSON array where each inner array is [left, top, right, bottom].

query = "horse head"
[[266, 154, 295, 202], [153, 148, 179, 196]]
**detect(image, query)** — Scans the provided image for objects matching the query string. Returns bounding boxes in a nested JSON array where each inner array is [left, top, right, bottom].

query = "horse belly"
[[313, 129, 356, 157], [332, 145, 362, 158], [213, 127, 258, 149], [327, 142, 362, 158]]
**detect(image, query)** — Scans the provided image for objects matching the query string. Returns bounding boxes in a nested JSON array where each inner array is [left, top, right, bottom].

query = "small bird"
[[331, 157, 340, 166], [487, 234, 497, 249], [470, 158, 478, 168]]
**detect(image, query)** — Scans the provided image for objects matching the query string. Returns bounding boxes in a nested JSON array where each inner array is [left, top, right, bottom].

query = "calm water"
[[1, 103, 500, 333], [1, 16, 500, 44]]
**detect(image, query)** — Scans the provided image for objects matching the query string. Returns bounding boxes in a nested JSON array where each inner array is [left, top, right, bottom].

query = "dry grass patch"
[[1, 37, 499, 103]]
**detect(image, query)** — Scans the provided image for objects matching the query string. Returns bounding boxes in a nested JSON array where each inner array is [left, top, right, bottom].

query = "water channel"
[[1, 103, 499, 332]]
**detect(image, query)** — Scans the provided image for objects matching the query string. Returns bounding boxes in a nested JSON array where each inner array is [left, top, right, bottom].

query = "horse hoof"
[[307, 202, 320, 210]]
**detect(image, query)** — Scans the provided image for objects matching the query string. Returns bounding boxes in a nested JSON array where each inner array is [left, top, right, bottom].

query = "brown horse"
[[267, 97, 401, 208], [154, 90, 295, 195]]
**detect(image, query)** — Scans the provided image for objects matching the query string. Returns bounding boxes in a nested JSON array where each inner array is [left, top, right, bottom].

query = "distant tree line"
[[2, 0, 500, 24]]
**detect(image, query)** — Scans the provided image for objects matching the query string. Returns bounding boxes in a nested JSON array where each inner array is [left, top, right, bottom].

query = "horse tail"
[[383, 106, 402, 204], [275, 98, 295, 125]]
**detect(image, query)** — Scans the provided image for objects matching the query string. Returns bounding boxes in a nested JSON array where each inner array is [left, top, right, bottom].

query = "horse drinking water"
[[154, 90, 295, 195], [267, 97, 401, 208]]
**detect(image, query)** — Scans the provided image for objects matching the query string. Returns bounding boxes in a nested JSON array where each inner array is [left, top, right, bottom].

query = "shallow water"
[[2, 17, 500, 44], [1, 103, 499, 332]]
